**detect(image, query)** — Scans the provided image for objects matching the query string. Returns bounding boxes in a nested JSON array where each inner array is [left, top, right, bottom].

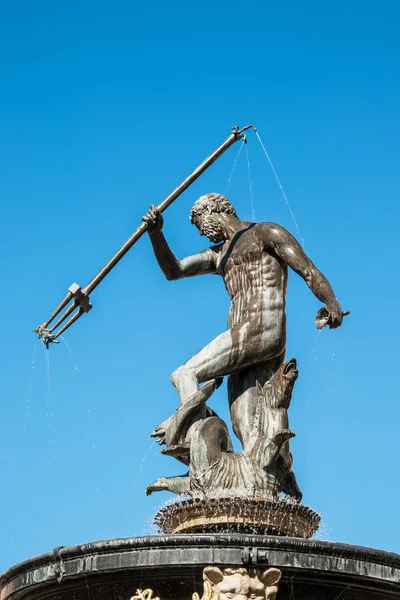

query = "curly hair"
[[190, 193, 238, 223]]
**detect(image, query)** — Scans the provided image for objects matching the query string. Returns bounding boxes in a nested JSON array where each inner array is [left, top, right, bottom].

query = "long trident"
[[35, 125, 256, 347]]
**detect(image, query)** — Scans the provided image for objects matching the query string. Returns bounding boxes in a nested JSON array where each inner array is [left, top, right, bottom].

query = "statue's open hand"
[[316, 302, 349, 329], [142, 204, 163, 234]]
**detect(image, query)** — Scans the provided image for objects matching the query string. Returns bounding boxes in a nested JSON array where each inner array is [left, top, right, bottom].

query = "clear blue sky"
[[1, 0, 399, 572]]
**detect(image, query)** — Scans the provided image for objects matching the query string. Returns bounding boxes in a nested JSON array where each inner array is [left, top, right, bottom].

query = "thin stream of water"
[[139, 439, 157, 471], [43, 345, 56, 474], [25, 342, 37, 431], [60, 336, 96, 452], [132, 440, 159, 495], [60, 336, 79, 373], [245, 142, 256, 221], [225, 140, 244, 194], [255, 131, 305, 248], [312, 329, 322, 362]]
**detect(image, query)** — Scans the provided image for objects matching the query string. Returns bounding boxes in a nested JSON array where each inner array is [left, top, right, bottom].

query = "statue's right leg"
[[171, 320, 285, 405], [152, 320, 284, 451]]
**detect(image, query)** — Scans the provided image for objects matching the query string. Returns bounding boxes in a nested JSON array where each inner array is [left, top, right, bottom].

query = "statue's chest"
[[217, 231, 264, 275]]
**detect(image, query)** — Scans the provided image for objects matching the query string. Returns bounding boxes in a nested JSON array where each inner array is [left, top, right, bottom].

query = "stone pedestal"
[[1, 535, 399, 600], [155, 498, 320, 538]]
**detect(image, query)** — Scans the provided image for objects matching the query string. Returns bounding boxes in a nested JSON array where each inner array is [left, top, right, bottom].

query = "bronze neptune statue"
[[32, 125, 349, 536], [143, 193, 346, 503]]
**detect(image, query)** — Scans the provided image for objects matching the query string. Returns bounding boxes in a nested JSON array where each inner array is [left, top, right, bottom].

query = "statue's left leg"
[[227, 354, 285, 448]]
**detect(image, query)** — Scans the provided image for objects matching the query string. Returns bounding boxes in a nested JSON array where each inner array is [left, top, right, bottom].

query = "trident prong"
[[43, 334, 60, 349], [33, 323, 50, 339], [33, 283, 92, 344], [33, 325, 60, 349]]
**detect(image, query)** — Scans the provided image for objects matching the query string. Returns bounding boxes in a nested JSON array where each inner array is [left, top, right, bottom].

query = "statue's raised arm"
[[143, 204, 218, 280]]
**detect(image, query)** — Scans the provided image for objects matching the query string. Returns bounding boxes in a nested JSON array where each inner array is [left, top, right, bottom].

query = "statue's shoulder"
[[255, 221, 286, 230], [254, 221, 289, 241], [202, 243, 224, 267]]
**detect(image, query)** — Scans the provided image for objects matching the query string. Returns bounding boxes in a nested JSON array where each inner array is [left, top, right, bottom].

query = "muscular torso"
[[212, 224, 288, 329]]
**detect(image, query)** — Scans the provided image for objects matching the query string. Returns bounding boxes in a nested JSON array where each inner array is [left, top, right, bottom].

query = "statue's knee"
[[170, 370, 178, 388], [171, 366, 197, 387], [170, 366, 185, 388]]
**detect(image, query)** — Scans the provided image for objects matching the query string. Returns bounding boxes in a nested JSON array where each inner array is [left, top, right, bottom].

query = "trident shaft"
[[35, 125, 257, 347]]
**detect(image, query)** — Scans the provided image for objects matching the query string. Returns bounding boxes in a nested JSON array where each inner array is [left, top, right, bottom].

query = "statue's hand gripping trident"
[[142, 204, 164, 235]]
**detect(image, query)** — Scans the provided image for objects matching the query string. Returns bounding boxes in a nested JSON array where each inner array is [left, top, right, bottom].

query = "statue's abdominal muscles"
[[222, 247, 287, 355]]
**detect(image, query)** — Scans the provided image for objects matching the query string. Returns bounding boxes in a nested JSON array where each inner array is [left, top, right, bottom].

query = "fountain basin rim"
[[2, 534, 400, 587]]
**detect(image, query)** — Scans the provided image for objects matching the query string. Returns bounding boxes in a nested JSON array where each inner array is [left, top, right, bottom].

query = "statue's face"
[[192, 213, 226, 243], [214, 573, 265, 600]]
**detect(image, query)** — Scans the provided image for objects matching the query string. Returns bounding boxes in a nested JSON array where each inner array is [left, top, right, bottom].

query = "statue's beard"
[[200, 216, 225, 243]]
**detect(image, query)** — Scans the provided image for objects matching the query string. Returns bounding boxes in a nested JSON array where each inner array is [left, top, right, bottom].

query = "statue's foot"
[[195, 377, 223, 402], [150, 377, 223, 446]]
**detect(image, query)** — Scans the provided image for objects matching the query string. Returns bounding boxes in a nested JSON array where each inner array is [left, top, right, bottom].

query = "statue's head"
[[190, 193, 238, 243]]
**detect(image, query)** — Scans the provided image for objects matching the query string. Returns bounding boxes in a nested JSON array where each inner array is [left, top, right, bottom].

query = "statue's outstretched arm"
[[142, 204, 217, 280], [264, 223, 344, 329]]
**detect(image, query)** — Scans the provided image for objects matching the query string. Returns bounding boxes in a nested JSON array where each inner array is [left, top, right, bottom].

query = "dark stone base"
[[1, 535, 399, 600]]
